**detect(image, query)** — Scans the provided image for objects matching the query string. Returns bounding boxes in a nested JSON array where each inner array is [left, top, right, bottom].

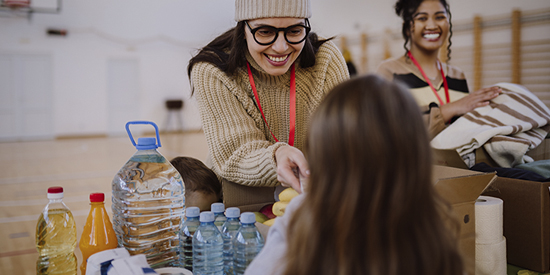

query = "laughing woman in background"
[[188, 0, 349, 199], [376, 0, 501, 139]]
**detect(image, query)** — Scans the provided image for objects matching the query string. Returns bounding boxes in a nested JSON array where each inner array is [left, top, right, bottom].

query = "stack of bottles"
[[35, 186, 77, 275], [112, 121, 185, 268], [180, 203, 265, 275]]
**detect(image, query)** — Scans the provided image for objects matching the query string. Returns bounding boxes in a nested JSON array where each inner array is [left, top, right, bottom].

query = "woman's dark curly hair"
[[395, 0, 453, 61]]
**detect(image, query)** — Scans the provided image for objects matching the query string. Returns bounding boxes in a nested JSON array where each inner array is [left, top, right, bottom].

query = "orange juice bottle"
[[79, 193, 118, 274]]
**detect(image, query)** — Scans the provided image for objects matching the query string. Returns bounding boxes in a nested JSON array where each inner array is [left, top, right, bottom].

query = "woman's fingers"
[[275, 146, 309, 193]]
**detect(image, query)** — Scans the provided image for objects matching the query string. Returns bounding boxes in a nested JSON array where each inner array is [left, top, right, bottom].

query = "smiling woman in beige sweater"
[[188, 0, 349, 201]]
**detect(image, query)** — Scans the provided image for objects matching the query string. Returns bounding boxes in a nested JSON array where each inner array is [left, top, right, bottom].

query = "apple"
[[259, 203, 276, 219], [253, 212, 268, 223]]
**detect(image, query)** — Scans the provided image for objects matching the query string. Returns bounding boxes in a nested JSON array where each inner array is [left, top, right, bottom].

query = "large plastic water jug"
[[111, 121, 185, 268]]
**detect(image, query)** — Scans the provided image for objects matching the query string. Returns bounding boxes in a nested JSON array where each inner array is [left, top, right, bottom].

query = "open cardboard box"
[[222, 166, 497, 275], [433, 137, 550, 273], [432, 165, 497, 275]]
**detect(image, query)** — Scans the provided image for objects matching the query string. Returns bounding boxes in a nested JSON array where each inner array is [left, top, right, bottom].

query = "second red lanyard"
[[408, 51, 449, 106], [247, 62, 296, 146]]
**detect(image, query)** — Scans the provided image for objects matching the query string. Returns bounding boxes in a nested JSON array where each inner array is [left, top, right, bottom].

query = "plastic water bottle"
[[212, 202, 227, 231], [35, 186, 77, 275], [179, 206, 200, 271], [222, 207, 241, 275], [112, 121, 185, 268], [193, 211, 224, 275], [233, 212, 265, 275]]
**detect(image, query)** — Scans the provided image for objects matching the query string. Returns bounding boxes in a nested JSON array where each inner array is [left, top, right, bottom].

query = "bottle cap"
[[186, 207, 200, 218], [200, 211, 215, 223], [47, 186, 64, 199], [136, 137, 158, 150], [241, 212, 256, 224], [211, 202, 225, 214], [225, 207, 240, 218], [90, 193, 105, 202]]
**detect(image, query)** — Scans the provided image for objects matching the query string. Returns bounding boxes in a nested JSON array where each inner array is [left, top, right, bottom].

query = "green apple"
[[253, 212, 268, 223]]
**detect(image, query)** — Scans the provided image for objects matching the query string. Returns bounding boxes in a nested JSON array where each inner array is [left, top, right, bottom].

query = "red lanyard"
[[407, 51, 449, 106], [246, 62, 296, 146]]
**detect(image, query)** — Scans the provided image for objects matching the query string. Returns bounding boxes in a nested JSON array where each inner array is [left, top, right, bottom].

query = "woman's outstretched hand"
[[440, 86, 502, 122], [275, 145, 310, 193]]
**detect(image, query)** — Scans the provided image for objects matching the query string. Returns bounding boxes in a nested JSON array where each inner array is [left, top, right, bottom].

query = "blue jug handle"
[[125, 121, 162, 148]]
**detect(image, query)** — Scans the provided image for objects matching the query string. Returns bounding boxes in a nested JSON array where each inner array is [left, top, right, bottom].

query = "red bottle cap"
[[48, 186, 63, 194], [90, 193, 105, 202]]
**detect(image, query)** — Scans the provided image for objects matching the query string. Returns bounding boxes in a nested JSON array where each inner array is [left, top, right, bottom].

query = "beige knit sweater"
[[192, 40, 349, 187]]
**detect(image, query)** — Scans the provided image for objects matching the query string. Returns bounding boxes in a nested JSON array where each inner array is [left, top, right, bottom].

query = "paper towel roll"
[[475, 195, 503, 244], [475, 236, 507, 275]]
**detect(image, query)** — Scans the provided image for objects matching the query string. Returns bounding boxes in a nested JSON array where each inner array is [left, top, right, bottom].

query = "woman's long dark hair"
[[283, 75, 464, 275], [395, 0, 453, 61], [187, 21, 332, 82]]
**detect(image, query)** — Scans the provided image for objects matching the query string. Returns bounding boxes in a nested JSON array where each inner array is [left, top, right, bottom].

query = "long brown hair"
[[283, 75, 463, 275]]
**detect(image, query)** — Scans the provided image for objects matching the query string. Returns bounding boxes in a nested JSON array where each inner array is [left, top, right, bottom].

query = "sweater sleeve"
[[192, 62, 285, 187], [318, 40, 350, 95]]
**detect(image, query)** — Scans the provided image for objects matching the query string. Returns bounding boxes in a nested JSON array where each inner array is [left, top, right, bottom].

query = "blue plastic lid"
[[225, 207, 240, 218], [186, 207, 200, 218], [240, 212, 256, 224], [200, 211, 215, 223], [211, 202, 225, 214], [136, 137, 158, 150]]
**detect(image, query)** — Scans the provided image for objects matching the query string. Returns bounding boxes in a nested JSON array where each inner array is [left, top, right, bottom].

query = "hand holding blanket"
[[431, 83, 550, 168]]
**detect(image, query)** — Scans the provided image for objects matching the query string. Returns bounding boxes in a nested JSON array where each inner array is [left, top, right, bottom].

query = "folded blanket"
[[431, 83, 550, 168]]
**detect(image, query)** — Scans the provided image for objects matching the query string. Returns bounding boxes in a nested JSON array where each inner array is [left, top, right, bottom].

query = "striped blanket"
[[431, 83, 550, 168]]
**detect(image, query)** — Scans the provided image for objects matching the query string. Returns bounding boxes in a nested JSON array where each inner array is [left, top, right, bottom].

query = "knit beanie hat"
[[235, 0, 311, 21]]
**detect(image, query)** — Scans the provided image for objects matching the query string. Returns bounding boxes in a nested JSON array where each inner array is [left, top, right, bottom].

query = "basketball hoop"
[[2, 0, 30, 9]]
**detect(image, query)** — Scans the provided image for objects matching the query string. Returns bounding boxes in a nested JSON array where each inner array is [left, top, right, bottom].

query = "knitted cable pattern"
[[192, 40, 349, 187]]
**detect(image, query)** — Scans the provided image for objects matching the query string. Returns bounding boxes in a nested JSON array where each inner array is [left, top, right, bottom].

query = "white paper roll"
[[475, 236, 507, 275], [475, 195, 503, 244]]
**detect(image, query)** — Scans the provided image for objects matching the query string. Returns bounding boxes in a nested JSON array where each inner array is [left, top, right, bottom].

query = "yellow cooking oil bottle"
[[35, 186, 77, 275]]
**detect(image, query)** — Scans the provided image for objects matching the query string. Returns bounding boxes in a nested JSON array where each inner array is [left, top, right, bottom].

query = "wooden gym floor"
[[0, 131, 208, 275]]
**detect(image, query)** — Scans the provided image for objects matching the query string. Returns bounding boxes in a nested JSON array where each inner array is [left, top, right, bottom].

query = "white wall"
[[0, 0, 549, 139]]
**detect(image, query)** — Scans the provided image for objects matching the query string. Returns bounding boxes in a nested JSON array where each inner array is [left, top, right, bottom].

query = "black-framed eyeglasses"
[[245, 19, 311, 46]]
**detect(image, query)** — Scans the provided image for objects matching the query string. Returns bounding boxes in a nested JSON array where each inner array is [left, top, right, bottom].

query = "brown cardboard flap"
[[433, 165, 497, 204], [433, 148, 469, 169], [431, 165, 496, 275], [222, 179, 275, 209]]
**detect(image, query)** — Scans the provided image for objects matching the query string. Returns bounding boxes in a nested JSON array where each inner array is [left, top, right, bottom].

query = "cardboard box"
[[432, 165, 497, 275], [222, 178, 275, 212], [482, 177, 550, 273], [433, 137, 550, 273]]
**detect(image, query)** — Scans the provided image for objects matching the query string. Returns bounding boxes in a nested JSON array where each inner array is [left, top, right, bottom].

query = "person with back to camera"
[[170, 156, 222, 212], [376, 0, 502, 139], [187, 0, 350, 201], [245, 74, 464, 275]]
